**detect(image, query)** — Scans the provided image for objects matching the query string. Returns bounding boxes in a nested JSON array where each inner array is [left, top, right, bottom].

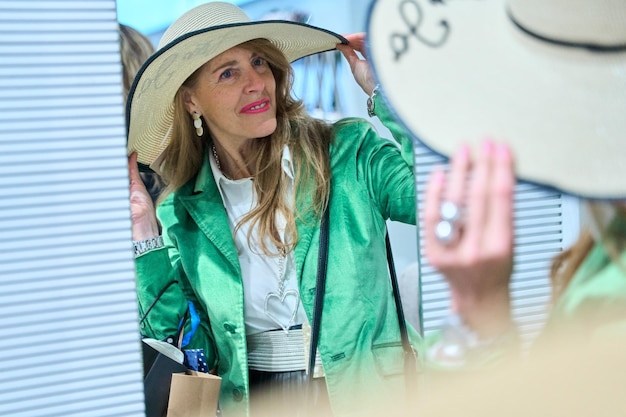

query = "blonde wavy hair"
[[550, 200, 626, 302], [158, 39, 333, 256]]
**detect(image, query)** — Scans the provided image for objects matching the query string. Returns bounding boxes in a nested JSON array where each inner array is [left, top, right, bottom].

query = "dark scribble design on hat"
[[390, 0, 450, 61]]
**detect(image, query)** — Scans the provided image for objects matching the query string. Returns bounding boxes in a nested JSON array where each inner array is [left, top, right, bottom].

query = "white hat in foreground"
[[367, 0, 626, 198]]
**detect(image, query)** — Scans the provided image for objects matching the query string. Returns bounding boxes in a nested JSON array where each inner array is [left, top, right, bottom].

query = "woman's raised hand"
[[336, 32, 377, 96], [423, 140, 516, 338], [128, 152, 160, 240]]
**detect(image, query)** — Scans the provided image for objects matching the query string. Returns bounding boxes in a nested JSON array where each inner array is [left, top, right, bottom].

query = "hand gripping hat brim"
[[366, 0, 626, 198], [126, 1, 347, 171]]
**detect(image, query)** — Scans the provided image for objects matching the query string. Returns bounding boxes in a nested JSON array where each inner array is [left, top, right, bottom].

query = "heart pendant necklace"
[[264, 247, 300, 333]]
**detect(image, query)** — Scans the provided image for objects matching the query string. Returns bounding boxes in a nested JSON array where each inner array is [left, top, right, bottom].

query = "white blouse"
[[209, 146, 307, 335]]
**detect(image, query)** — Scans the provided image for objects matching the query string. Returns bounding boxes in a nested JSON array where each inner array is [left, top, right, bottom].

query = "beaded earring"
[[192, 111, 204, 136]]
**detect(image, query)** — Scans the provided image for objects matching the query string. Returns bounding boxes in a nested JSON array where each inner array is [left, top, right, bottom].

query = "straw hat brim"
[[367, 0, 626, 198], [127, 21, 346, 170]]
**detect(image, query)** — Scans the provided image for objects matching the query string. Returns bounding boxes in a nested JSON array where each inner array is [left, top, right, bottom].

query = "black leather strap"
[[308, 205, 330, 380], [386, 233, 417, 393], [308, 208, 417, 391], [139, 279, 178, 326]]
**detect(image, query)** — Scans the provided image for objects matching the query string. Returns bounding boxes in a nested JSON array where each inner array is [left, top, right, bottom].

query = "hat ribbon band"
[[508, 10, 626, 52]]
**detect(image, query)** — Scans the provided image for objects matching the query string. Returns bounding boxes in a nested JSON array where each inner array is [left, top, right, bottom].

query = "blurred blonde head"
[[119, 24, 155, 106], [119, 24, 163, 203], [551, 200, 626, 301]]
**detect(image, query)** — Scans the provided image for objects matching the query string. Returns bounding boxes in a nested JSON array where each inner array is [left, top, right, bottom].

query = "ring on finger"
[[435, 219, 457, 245], [440, 200, 461, 222], [435, 201, 463, 245]]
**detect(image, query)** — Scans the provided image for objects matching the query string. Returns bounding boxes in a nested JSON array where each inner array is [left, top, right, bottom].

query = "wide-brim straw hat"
[[366, 0, 626, 198], [126, 1, 346, 171]]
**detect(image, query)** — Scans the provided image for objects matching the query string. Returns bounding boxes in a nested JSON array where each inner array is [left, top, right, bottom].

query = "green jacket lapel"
[[177, 163, 241, 274]]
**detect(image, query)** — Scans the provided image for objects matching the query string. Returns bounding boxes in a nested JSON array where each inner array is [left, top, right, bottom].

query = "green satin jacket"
[[135, 95, 423, 417]]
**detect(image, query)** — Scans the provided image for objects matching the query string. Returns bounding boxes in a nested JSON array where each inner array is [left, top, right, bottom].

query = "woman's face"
[[184, 45, 277, 146]]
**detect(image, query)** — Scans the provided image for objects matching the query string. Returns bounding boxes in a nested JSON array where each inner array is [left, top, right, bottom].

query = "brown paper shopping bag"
[[142, 339, 187, 417], [167, 370, 222, 417]]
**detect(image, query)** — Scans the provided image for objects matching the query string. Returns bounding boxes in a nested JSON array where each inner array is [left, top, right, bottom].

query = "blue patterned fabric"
[[183, 348, 209, 373]]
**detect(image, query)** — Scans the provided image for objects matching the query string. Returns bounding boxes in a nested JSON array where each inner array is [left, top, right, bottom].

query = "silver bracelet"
[[133, 236, 164, 257], [367, 84, 380, 117]]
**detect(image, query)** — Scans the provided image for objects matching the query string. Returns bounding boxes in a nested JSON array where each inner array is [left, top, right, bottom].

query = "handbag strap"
[[307, 204, 330, 380], [386, 233, 412, 356], [307, 208, 417, 388], [386, 233, 418, 392], [139, 279, 178, 326]]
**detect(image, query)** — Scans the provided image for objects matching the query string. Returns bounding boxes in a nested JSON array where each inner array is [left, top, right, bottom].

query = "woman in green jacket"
[[127, 3, 419, 417]]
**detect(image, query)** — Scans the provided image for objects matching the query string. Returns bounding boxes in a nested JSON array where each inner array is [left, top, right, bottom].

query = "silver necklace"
[[264, 247, 300, 333], [212, 144, 232, 180]]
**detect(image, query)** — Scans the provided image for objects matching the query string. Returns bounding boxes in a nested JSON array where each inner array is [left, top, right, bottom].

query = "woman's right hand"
[[128, 152, 160, 240], [336, 32, 377, 96]]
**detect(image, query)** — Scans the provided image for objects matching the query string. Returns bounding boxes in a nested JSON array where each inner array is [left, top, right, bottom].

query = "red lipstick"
[[241, 99, 270, 114]]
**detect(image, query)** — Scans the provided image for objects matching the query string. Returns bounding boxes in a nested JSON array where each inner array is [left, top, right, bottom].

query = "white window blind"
[[0, 1, 145, 416], [413, 142, 581, 343]]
